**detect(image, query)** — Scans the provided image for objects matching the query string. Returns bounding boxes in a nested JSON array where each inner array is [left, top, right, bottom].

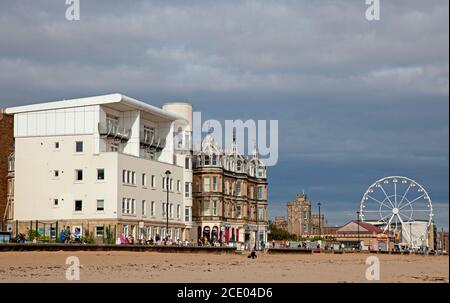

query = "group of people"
[[60, 226, 81, 243], [117, 233, 189, 246]]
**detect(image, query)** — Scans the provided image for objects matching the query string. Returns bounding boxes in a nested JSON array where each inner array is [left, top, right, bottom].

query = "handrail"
[[98, 122, 131, 141]]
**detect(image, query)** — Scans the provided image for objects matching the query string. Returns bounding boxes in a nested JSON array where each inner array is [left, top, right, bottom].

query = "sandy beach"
[[0, 251, 448, 283]]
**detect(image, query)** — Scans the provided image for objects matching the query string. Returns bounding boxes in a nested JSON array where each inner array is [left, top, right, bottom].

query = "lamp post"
[[356, 211, 360, 251], [317, 202, 321, 236], [165, 170, 171, 245]]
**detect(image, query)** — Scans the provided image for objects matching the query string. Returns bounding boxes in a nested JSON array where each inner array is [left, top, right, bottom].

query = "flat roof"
[[5, 93, 187, 122]]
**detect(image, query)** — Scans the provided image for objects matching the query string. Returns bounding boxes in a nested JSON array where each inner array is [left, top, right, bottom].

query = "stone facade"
[[273, 216, 287, 230], [192, 132, 268, 249], [287, 193, 324, 237], [0, 109, 14, 228]]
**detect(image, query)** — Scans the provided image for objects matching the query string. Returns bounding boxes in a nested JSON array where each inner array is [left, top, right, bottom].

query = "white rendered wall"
[[14, 105, 99, 138], [117, 153, 184, 224], [14, 135, 118, 221]]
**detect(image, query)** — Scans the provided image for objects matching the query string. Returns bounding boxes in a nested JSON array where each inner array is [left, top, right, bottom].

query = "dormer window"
[[204, 155, 210, 166], [237, 161, 242, 171], [212, 155, 218, 166]]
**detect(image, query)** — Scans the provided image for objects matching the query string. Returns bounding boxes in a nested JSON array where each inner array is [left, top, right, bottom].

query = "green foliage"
[[105, 226, 116, 244], [268, 224, 298, 241], [81, 229, 95, 244], [27, 229, 39, 241]]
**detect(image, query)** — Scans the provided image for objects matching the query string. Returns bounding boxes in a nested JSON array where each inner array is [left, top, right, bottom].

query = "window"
[[204, 177, 210, 192], [53, 198, 59, 206], [204, 156, 210, 166], [122, 198, 126, 214], [212, 155, 217, 166], [54, 142, 60, 149], [97, 199, 104, 211], [185, 182, 191, 198], [54, 170, 59, 178], [142, 173, 147, 187], [142, 200, 147, 216], [123, 170, 136, 185], [151, 201, 155, 216], [75, 169, 83, 181], [185, 157, 190, 169], [258, 207, 264, 221], [236, 181, 241, 196], [258, 186, 263, 200], [170, 179, 174, 191], [212, 176, 218, 192], [177, 205, 181, 219], [131, 199, 136, 215], [126, 199, 130, 214], [75, 141, 83, 153], [96, 226, 104, 237], [236, 205, 242, 218], [151, 175, 156, 187], [237, 161, 242, 171], [169, 203, 173, 218], [177, 180, 181, 192], [197, 178, 202, 192], [162, 203, 166, 217], [143, 125, 155, 142], [184, 207, 190, 222], [212, 200, 217, 216], [97, 169, 105, 180], [106, 114, 119, 130], [162, 177, 166, 189], [74, 200, 82, 212]]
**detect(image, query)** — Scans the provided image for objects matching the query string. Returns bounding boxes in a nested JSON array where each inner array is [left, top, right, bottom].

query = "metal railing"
[[140, 131, 166, 151], [98, 122, 131, 142]]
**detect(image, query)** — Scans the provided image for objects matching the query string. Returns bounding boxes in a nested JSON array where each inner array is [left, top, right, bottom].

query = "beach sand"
[[0, 251, 448, 283]]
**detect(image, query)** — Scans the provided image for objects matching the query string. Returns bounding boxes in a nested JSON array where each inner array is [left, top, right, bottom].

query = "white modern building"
[[5, 93, 193, 242]]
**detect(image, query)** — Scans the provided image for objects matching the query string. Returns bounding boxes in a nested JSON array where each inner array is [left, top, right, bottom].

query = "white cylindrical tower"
[[162, 102, 194, 241], [162, 102, 193, 131]]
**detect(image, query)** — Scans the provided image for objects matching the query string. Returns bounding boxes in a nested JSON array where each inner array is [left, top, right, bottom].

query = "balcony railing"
[[140, 131, 166, 151], [98, 122, 131, 142]]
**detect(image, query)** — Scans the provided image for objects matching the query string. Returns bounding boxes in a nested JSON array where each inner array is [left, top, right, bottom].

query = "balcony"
[[140, 131, 166, 151], [98, 122, 131, 142]]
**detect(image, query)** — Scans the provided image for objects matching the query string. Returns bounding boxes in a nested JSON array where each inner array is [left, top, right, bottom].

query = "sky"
[[0, 1, 448, 228]]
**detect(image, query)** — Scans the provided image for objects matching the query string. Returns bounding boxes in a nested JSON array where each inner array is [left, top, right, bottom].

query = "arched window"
[[203, 226, 211, 241]]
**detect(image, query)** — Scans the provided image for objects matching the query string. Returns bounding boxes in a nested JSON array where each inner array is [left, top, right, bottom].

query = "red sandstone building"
[[0, 109, 14, 230]]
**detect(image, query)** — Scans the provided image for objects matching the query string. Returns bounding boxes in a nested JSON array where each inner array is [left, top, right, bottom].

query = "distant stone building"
[[0, 109, 14, 229], [287, 193, 324, 237], [437, 230, 449, 252], [311, 214, 324, 235], [273, 216, 287, 230]]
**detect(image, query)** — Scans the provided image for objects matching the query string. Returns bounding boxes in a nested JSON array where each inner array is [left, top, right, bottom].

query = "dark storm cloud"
[[0, 0, 448, 227]]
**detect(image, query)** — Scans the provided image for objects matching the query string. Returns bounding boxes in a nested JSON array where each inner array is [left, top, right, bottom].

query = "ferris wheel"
[[359, 176, 433, 241]]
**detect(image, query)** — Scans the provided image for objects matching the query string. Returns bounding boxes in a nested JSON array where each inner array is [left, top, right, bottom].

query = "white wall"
[[117, 153, 184, 224], [14, 105, 99, 138], [14, 135, 118, 221]]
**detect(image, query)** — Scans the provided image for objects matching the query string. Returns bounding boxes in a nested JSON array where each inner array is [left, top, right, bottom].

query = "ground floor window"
[[96, 226, 104, 237], [153, 227, 159, 240], [146, 226, 151, 240]]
